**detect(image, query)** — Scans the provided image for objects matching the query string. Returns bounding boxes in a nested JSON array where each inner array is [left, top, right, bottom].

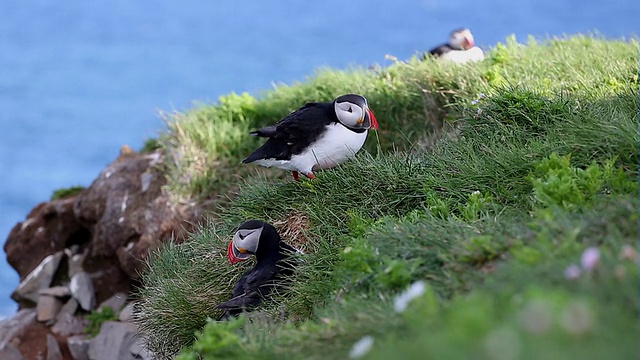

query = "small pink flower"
[[619, 245, 638, 263], [563, 264, 581, 280], [580, 247, 600, 271]]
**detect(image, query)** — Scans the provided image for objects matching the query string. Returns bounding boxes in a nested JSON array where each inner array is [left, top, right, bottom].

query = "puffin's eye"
[[347, 107, 353, 113], [239, 233, 246, 240]]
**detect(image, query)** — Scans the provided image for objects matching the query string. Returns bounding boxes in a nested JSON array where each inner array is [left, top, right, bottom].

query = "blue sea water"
[[0, 0, 637, 319]]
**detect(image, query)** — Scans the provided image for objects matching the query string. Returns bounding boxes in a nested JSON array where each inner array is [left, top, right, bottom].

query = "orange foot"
[[292, 171, 300, 181], [305, 172, 316, 180]]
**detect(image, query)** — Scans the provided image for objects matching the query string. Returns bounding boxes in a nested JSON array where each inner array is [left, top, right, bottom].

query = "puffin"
[[215, 220, 298, 319], [427, 28, 484, 63], [242, 94, 379, 180]]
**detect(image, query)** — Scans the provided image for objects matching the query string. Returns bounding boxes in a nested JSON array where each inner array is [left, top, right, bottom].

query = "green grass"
[[135, 35, 639, 359], [161, 34, 637, 201], [50, 185, 85, 201], [83, 306, 118, 337]]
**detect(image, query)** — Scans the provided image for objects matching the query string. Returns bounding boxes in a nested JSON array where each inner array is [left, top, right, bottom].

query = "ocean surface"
[[0, 0, 637, 319]]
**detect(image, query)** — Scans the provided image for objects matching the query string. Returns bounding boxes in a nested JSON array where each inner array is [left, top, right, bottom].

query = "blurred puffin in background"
[[242, 94, 379, 180], [216, 220, 299, 319], [427, 28, 484, 63]]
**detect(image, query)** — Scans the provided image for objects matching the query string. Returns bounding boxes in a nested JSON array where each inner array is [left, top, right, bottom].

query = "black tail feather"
[[242, 138, 290, 164], [250, 125, 277, 137]]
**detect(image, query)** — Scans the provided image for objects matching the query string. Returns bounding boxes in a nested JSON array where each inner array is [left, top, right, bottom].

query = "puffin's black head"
[[227, 220, 281, 264], [333, 94, 379, 131], [448, 28, 474, 50]]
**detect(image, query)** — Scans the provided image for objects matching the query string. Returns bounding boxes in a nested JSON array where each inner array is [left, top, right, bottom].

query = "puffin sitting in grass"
[[216, 220, 298, 319], [242, 94, 379, 180], [427, 28, 484, 63]]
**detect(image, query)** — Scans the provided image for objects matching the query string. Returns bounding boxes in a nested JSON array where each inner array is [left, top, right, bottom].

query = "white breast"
[[253, 123, 368, 174], [440, 46, 484, 63]]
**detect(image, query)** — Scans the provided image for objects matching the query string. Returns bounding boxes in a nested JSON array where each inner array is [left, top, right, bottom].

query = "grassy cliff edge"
[[137, 35, 639, 359]]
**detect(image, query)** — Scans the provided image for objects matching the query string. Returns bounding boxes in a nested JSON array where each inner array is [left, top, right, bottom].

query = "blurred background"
[[0, 0, 637, 318]]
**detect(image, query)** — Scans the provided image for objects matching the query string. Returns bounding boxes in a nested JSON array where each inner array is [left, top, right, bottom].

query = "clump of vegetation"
[[83, 306, 117, 337], [140, 137, 161, 153], [50, 185, 85, 200], [135, 35, 639, 359]]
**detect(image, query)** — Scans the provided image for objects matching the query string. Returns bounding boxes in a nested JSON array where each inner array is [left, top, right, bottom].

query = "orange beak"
[[227, 241, 246, 265], [464, 37, 474, 50], [367, 109, 379, 130]]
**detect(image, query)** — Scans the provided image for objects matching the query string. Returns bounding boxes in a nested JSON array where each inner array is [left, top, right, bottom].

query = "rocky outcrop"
[[6, 150, 203, 306], [5, 198, 88, 283], [0, 237, 158, 359], [2, 149, 207, 360], [73, 151, 200, 279]]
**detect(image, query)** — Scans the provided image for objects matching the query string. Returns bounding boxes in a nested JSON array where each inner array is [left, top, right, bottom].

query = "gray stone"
[[46, 334, 62, 360], [67, 335, 90, 360], [39, 286, 71, 298], [70, 272, 95, 311], [57, 298, 79, 320], [0, 309, 37, 344], [0, 341, 24, 360], [11, 252, 64, 304], [37, 294, 64, 322], [128, 336, 152, 360], [68, 252, 87, 278], [97, 292, 127, 316], [51, 312, 88, 337], [117, 302, 135, 323], [88, 321, 142, 360]]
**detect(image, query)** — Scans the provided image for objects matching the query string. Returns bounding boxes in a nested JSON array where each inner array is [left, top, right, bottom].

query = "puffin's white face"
[[228, 226, 263, 264], [333, 94, 378, 130], [449, 28, 474, 50], [335, 100, 366, 128]]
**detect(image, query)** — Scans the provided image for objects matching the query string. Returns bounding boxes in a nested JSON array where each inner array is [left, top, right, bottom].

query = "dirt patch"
[[272, 211, 312, 253]]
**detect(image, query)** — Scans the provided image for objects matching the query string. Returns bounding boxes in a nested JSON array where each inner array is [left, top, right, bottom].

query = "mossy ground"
[[135, 35, 639, 359]]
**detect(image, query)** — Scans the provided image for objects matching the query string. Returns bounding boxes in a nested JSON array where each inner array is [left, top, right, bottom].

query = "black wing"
[[428, 43, 453, 57], [242, 102, 336, 162], [214, 262, 279, 315]]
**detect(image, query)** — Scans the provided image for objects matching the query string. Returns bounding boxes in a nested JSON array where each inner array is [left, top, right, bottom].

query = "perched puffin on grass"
[[427, 28, 484, 63], [216, 220, 298, 319], [242, 94, 379, 180]]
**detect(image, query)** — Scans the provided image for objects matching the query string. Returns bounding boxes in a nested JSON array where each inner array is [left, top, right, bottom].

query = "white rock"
[[70, 272, 96, 311], [39, 286, 71, 298], [37, 294, 64, 322], [11, 252, 64, 304]]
